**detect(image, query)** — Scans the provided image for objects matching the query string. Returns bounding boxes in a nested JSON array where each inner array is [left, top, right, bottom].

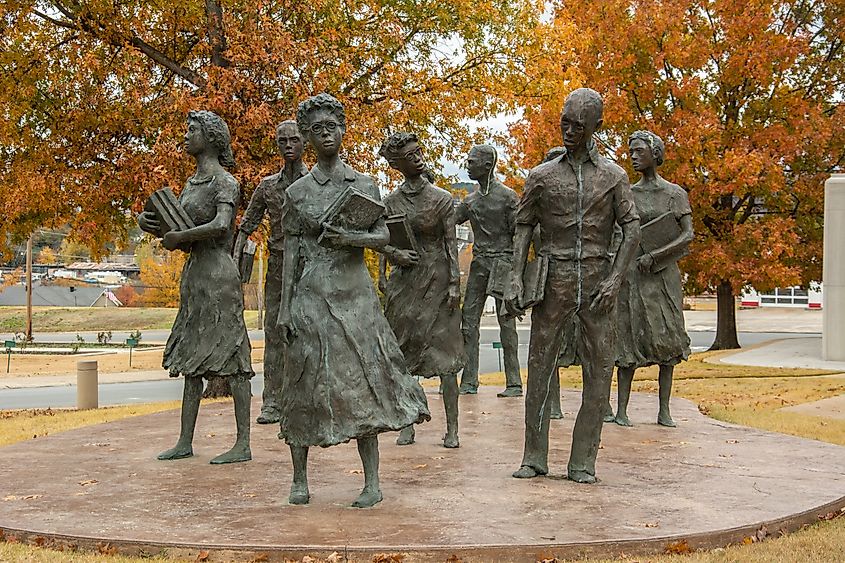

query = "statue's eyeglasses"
[[310, 121, 340, 134]]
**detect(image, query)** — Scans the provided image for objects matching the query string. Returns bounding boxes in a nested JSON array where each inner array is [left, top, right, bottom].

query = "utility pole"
[[25, 236, 33, 342], [257, 244, 264, 329]]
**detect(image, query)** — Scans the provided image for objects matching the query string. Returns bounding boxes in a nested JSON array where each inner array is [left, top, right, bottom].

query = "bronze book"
[[144, 187, 196, 237], [520, 255, 549, 309], [486, 256, 548, 309], [238, 239, 256, 283], [486, 258, 512, 300], [385, 214, 418, 252], [317, 187, 386, 246], [639, 211, 688, 273]]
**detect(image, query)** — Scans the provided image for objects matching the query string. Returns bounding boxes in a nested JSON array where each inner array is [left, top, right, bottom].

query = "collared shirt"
[[455, 179, 519, 258], [516, 141, 638, 261], [238, 161, 309, 253]]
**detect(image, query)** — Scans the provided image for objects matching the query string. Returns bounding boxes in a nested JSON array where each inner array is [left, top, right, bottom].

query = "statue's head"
[[379, 132, 427, 180], [466, 145, 498, 184], [296, 93, 346, 157], [185, 110, 235, 167], [276, 120, 303, 164], [560, 88, 603, 152], [628, 130, 664, 172]]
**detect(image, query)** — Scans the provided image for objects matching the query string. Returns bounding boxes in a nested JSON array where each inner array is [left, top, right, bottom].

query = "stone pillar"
[[77, 360, 99, 410], [823, 174, 845, 360]]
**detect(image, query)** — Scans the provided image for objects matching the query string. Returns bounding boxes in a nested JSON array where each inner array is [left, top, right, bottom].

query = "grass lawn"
[[2, 352, 845, 562], [0, 306, 261, 333], [0, 343, 265, 378]]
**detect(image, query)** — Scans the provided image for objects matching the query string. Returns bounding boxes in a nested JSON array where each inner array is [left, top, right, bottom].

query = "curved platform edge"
[[2, 495, 843, 562]]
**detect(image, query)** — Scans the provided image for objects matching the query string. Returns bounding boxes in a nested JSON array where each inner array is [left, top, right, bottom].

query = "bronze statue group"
[[138, 88, 693, 508]]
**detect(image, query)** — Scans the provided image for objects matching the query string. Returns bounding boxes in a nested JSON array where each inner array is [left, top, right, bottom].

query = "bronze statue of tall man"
[[234, 121, 308, 424], [507, 88, 641, 483]]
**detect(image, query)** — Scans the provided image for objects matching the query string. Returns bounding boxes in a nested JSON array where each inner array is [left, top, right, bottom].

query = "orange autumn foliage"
[[0, 0, 544, 255], [507, 0, 845, 346]]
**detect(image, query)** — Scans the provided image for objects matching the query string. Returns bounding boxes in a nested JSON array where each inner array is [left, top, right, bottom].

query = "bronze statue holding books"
[[378, 132, 466, 448], [277, 94, 430, 508], [506, 88, 641, 483], [137, 110, 254, 465], [455, 145, 522, 398], [606, 130, 693, 427], [234, 120, 309, 425]]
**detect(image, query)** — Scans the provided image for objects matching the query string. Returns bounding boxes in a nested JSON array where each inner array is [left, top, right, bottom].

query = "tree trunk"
[[202, 377, 231, 398], [709, 279, 741, 350]]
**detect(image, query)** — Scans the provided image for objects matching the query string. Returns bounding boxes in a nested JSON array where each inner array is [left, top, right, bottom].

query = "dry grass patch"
[[0, 402, 181, 447], [0, 306, 261, 334], [0, 343, 265, 378]]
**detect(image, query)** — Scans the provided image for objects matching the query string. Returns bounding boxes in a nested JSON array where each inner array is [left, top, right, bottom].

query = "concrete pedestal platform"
[[1, 389, 844, 562]]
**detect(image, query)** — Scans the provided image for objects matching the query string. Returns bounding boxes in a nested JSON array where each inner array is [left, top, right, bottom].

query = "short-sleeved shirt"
[[455, 179, 519, 258], [632, 178, 692, 225], [238, 161, 309, 253], [516, 141, 638, 260], [180, 173, 240, 250]]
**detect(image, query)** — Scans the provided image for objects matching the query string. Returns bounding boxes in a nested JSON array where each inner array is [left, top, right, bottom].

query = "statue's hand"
[[233, 231, 248, 263], [161, 230, 183, 251], [637, 253, 654, 273], [392, 249, 419, 267], [447, 283, 460, 310], [590, 274, 622, 314], [138, 211, 160, 235], [321, 223, 362, 247], [504, 274, 525, 317], [277, 312, 295, 345]]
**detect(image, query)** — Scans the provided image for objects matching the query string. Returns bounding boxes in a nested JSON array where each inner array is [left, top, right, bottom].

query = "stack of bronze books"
[[144, 187, 195, 237]]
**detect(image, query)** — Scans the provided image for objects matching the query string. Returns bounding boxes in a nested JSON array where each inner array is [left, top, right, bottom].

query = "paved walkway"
[[717, 337, 845, 371]]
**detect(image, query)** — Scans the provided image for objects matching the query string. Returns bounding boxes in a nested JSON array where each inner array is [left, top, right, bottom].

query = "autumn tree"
[[137, 251, 185, 307], [509, 0, 845, 349], [36, 246, 58, 264], [1, 0, 543, 257]]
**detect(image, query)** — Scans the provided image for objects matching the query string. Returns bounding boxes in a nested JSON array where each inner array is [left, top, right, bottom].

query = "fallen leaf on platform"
[[678, 441, 689, 445], [3, 495, 17, 501], [641, 521, 660, 528], [432, 456, 445, 460], [83, 442, 110, 447], [414, 464, 428, 470], [372, 553, 406, 562], [481, 411, 491, 414], [78, 480, 99, 487], [206, 434, 216, 438], [196, 549, 210, 561], [348, 469, 363, 474], [22, 494, 43, 500], [726, 439, 739, 444], [664, 540, 691, 554], [244, 493, 258, 498]]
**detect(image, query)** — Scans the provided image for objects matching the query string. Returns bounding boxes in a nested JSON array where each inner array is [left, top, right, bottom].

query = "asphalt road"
[[0, 329, 817, 410]]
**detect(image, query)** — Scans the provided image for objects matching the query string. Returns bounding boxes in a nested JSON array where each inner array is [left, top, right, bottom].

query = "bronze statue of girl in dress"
[[138, 110, 254, 464], [276, 94, 430, 508], [378, 132, 466, 449], [609, 130, 693, 427]]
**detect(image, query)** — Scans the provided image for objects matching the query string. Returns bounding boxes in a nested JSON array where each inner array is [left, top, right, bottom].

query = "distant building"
[[741, 284, 822, 309], [0, 282, 122, 307]]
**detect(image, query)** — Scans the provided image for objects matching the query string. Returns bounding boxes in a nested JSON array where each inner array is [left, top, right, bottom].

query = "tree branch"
[[205, 0, 230, 68]]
